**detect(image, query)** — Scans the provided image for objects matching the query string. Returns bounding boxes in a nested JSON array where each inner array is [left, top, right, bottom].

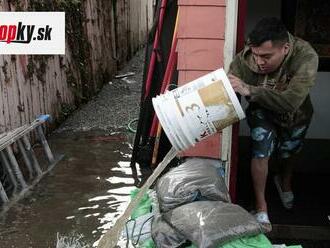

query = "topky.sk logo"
[[0, 12, 65, 55], [0, 22, 53, 44]]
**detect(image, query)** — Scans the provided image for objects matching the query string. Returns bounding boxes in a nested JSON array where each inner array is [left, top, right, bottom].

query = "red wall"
[[177, 0, 226, 158]]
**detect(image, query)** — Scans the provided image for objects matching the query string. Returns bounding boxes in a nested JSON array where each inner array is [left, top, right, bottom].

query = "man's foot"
[[274, 175, 294, 209], [254, 211, 272, 232]]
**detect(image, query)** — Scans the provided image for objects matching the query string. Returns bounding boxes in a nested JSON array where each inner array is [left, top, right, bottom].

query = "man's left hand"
[[228, 74, 251, 96]]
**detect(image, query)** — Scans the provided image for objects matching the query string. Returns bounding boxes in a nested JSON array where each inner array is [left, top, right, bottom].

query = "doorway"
[[235, 0, 330, 245]]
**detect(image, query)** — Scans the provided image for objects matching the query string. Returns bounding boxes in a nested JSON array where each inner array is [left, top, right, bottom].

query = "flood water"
[[0, 131, 144, 248]]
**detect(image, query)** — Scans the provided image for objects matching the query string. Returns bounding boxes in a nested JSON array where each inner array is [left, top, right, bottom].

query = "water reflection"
[[92, 160, 142, 247], [0, 132, 145, 248], [78, 205, 99, 210]]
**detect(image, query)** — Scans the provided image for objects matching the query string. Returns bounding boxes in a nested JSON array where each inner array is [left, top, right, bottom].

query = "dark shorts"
[[247, 108, 309, 159]]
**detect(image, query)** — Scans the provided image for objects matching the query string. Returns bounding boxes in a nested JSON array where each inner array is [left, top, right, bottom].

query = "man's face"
[[250, 40, 289, 74]]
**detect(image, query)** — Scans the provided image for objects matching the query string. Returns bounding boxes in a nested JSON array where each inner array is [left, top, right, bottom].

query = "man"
[[228, 17, 318, 226]]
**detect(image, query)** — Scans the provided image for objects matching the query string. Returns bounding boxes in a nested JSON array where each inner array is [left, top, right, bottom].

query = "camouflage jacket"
[[229, 33, 319, 128]]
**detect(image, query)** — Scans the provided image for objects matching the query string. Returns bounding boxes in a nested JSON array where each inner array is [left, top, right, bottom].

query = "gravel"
[[55, 49, 145, 133]]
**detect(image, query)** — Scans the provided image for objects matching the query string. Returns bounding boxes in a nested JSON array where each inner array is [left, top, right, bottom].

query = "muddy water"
[[0, 131, 144, 248]]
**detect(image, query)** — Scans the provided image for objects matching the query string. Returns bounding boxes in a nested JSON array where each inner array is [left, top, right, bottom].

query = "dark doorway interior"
[[235, 0, 330, 245], [237, 137, 330, 225], [236, 137, 330, 245]]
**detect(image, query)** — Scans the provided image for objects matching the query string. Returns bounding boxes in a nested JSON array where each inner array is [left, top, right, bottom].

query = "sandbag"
[[163, 201, 262, 248], [156, 158, 230, 212], [151, 213, 186, 248]]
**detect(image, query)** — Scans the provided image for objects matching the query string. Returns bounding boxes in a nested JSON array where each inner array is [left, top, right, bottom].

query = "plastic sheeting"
[[151, 214, 186, 248], [125, 213, 154, 243], [156, 157, 230, 212], [164, 201, 262, 248], [185, 233, 272, 248], [150, 184, 186, 248]]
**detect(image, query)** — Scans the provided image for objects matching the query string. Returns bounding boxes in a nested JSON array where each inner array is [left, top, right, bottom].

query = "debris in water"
[[56, 233, 88, 248], [114, 72, 135, 79]]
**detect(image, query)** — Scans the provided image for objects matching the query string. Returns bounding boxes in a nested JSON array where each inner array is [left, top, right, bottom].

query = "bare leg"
[[281, 155, 297, 192], [251, 157, 270, 212]]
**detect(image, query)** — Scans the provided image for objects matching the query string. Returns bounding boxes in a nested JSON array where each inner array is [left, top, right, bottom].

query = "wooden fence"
[[0, 0, 154, 133]]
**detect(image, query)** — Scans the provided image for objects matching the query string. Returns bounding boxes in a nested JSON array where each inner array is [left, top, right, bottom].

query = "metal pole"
[[5, 146, 28, 189], [0, 180, 9, 203], [22, 135, 43, 176], [36, 126, 55, 164], [17, 139, 34, 179], [0, 150, 18, 193]]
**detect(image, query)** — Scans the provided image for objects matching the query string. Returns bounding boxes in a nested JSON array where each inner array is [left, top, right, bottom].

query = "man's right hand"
[[228, 74, 251, 96]]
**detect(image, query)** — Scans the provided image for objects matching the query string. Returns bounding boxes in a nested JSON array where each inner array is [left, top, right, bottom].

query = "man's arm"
[[229, 53, 318, 113], [228, 53, 244, 79], [228, 53, 251, 95], [228, 74, 251, 97]]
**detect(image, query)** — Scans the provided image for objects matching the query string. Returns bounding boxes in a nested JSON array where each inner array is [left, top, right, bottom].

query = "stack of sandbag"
[[152, 157, 265, 248]]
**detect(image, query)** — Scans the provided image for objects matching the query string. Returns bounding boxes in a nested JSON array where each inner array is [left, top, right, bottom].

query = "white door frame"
[[222, 0, 239, 188]]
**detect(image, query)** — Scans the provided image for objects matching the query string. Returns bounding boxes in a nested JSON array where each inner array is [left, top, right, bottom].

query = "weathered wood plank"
[[0, 1, 153, 132]]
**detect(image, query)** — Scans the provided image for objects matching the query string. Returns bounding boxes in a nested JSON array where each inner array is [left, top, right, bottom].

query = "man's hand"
[[228, 74, 251, 96]]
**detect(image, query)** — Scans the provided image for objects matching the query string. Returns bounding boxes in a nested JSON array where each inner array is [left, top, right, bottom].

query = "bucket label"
[[198, 80, 239, 131], [176, 91, 216, 142], [175, 80, 239, 142]]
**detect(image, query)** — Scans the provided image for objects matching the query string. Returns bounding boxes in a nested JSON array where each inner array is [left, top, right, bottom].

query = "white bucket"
[[152, 68, 245, 151]]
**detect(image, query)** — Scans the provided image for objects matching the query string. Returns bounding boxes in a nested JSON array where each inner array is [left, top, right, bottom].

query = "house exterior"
[[174, 0, 330, 242], [176, 0, 242, 197]]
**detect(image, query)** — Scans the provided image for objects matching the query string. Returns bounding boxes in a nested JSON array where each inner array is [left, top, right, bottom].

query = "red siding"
[[177, 39, 224, 70], [177, 6, 225, 39], [177, 0, 226, 158], [178, 0, 226, 6]]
